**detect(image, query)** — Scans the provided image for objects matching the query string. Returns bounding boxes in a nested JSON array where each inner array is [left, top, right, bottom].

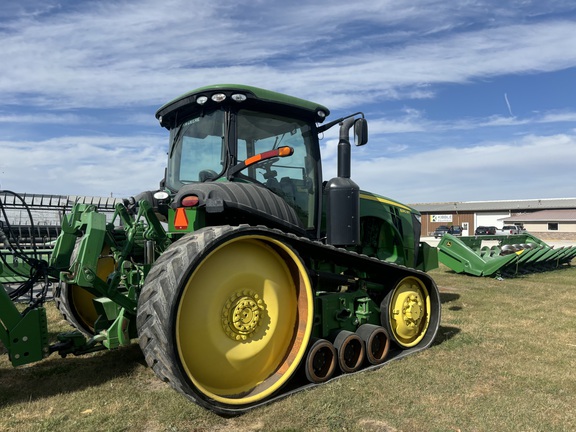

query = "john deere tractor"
[[0, 84, 440, 415]]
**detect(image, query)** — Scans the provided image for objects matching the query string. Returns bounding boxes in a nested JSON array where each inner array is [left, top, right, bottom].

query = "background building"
[[412, 198, 576, 240]]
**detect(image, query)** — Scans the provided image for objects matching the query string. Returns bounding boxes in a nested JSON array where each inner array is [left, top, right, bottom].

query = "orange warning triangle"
[[174, 207, 189, 230]]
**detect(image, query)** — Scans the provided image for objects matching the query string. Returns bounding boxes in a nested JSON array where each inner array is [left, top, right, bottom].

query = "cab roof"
[[155, 84, 330, 129]]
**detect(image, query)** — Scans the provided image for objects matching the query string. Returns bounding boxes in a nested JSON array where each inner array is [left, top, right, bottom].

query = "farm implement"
[[437, 233, 576, 277], [1, 84, 441, 415]]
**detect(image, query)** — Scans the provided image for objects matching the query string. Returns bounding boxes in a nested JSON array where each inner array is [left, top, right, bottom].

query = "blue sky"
[[1, 0, 575, 204]]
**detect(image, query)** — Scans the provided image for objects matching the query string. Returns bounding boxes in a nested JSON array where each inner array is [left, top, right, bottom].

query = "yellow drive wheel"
[[175, 235, 313, 405], [137, 226, 315, 414], [54, 245, 115, 334], [66, 284, 99, 333], [382, 276, 431, 348]]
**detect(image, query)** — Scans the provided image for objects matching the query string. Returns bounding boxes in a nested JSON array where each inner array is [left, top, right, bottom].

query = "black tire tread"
[[136, 225, 228, 412]]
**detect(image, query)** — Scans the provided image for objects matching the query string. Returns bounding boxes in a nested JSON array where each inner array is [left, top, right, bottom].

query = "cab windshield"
[[167, 109, 226, 185], [166, 108, 319, 229], [237, 109, 318, 228]]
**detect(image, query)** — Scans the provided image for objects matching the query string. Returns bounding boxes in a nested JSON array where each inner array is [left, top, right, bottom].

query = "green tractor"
[[0, 84, 440, 415]]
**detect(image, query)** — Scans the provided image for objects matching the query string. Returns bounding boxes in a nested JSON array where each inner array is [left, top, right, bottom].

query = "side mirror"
[[354, 118, 368, 146]]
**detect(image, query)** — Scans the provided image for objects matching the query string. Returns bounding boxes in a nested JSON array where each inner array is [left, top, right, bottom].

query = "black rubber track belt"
[[136, 224, 441, 416]]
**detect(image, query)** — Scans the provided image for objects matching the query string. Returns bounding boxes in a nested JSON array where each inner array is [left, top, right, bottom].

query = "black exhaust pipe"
[[325, 116, 367, 246]]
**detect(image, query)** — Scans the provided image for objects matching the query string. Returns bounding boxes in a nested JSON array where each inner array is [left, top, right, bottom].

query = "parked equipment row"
[[437, 234, 576, 277]]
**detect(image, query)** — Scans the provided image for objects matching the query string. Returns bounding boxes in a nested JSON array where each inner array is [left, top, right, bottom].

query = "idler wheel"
[[356, 324, 390, 365], [333, 330, 365, 373], [304, 338, 337, 383], [382, 276, 431, 348]]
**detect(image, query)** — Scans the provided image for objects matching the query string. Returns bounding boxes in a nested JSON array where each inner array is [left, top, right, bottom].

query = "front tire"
[[137, 226, 314, 415]]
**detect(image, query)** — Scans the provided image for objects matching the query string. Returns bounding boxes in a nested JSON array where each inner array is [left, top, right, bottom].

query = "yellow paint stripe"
[[360, 193, 412, 212]]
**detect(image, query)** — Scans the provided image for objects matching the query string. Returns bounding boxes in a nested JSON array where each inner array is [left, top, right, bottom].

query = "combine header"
[[0, 192, 119, 287], [437, 233, 576, 277]]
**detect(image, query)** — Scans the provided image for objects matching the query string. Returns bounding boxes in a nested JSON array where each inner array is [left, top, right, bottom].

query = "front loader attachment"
[[437, 234, 576, 277]]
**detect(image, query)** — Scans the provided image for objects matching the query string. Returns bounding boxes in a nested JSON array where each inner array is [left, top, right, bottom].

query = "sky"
[[1, 0, 575, 205]]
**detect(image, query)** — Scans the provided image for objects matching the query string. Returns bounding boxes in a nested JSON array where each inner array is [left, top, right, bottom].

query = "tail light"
[[181, 195, 199, 207]]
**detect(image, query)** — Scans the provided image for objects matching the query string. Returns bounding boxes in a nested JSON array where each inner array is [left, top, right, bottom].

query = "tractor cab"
[[154, 84, 367, 244], [156, 85, 329, 234]]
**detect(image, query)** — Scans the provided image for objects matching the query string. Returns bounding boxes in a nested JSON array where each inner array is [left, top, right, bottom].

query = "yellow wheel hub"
[[388, 276, 430, 348], [176, 235, 313, 406], [403, 294, 422, 323], [222, 290, 266, 341]]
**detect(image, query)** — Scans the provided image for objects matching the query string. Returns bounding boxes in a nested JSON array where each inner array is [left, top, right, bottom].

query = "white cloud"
[[0, 135, 167, 196], [364, 108, 576, 137], [0, 113, 87, 124], [340, 133, 576, 203], [1, 0, 575, 204], [1, 1, 575, 110], [538, 111, 576, 123]]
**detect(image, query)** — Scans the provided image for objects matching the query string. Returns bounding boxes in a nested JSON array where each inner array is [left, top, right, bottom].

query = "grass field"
[[2, 263, 576, 432]]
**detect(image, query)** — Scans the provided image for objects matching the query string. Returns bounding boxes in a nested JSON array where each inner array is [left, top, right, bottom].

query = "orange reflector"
[[174, 207, 189, 230], [278, 146, 294, 157], [182, 195, 199, 207]]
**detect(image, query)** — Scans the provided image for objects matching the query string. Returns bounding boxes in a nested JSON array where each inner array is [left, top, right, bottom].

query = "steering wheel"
[[199, 170, 218, 182]]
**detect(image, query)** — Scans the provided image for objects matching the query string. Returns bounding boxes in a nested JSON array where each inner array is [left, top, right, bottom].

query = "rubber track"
[[136, 224, 441, 416]]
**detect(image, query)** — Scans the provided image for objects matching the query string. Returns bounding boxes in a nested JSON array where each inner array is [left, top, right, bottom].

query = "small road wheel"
[[381, 276, 432, 348]]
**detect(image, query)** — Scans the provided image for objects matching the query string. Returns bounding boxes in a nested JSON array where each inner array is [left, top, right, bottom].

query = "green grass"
[[2, 264, 576, 432]]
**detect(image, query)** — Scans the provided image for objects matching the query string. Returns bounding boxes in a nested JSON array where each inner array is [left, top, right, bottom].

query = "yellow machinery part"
[[175, 235, 313, 405], [68, 245, 116, 332], [387, 276, 431, 348]]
